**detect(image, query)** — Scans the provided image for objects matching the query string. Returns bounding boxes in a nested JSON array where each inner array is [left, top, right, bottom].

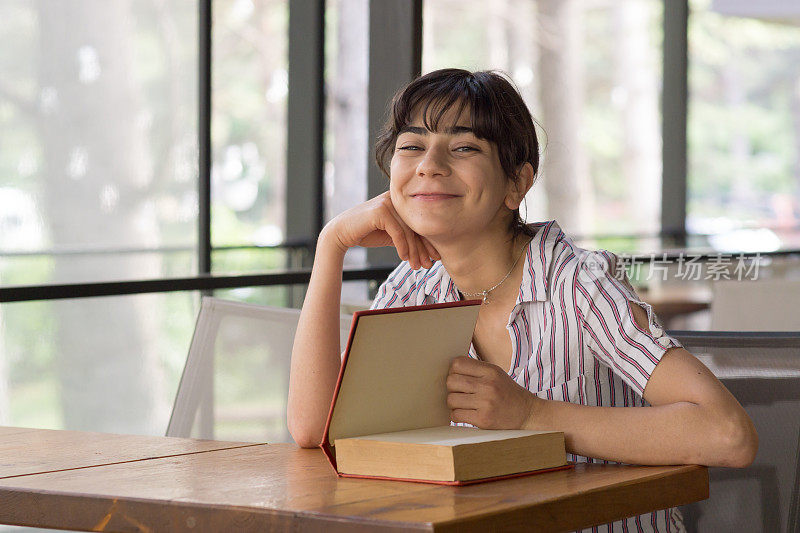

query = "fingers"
[[449, 355, 496, 378], [379, 212, 410, 262], [446, 372, 477, 393], [450, 408, 478, 426], [383, 200, 434, 270], [447, 391, 480, 410], [420, 237, 441, 262], [387, 209, 420, 268]]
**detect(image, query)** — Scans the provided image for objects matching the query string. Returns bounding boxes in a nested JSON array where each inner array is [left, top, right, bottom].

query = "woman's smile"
[[410, 192, 461, 201]]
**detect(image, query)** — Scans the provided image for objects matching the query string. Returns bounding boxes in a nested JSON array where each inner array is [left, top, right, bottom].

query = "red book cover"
[[318, 300, 573, 485]]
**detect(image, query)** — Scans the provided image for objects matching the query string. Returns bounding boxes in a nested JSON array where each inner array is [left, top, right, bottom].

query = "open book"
[[320, 300, 569, 485]]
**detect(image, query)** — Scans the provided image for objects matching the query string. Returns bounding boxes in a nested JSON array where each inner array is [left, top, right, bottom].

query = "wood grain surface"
[[0, 433, 709, 533], [0, 426, 259, 479]]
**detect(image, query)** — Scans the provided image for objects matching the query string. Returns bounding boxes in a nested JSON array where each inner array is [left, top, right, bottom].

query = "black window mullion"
[[198, 0, 212, 276]]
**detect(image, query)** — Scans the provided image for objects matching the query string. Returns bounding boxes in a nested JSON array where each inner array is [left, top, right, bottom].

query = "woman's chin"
[[408, 222, 460, 242]]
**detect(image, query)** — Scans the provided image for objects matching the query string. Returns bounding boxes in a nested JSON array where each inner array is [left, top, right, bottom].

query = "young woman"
[[287, 68, 757, 532]]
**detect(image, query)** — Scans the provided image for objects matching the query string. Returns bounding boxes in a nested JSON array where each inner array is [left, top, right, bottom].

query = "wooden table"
[[0, 427, 709, 532]]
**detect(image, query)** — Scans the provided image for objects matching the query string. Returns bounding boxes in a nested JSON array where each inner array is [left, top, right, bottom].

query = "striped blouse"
[[370, 220, 686, 533]]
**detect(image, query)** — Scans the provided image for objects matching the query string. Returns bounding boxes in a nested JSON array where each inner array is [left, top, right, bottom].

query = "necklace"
[[458, 238, 532, 304]]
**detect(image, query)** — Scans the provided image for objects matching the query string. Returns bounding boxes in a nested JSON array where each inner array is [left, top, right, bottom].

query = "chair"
[[675, 333, 800, 532], [166, 297, 353, 442]]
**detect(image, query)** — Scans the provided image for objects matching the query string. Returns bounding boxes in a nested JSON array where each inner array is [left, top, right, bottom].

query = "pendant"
[[481, 291, 489, 304]]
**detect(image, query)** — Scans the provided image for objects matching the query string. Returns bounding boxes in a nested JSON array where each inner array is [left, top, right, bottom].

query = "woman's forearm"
[[525, 397, 757, 467], [287, 228, 348, 448]]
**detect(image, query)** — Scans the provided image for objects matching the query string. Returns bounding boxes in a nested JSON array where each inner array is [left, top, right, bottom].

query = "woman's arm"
[[525, 346, 758, 467], [446, 304, 758, 467], [286, 228, 348, 448], [287, 193, 437, 448]]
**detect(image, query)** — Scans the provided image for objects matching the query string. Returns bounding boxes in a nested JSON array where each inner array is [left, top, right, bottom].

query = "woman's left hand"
[[446, 356, 537, 429]]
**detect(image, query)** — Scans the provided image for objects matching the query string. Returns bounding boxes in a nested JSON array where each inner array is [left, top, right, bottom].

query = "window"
[[422, 0, 664, 238], [0, 1, 200, 434], [0, 1, 199, 285], [211, 0, 290, 278], [688, 0, 800, 251]]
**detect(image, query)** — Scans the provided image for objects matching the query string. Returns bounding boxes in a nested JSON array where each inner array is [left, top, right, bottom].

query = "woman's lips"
[[411, 194, 459, 201]]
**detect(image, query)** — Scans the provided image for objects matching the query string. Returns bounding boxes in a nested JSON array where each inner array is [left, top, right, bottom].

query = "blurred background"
[[0, 0, 799, 501], [2, 2, 800, 530]]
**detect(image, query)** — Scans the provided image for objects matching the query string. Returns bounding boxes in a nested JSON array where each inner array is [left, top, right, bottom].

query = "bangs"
[[393, 80, 499, 143]]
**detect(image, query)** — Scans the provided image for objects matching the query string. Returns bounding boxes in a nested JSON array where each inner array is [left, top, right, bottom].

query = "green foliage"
[[688, 0, 800, 226]]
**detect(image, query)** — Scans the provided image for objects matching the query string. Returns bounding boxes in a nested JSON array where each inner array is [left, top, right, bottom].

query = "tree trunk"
[[536, 0, 592, 236], [331, 0, 369, 304], [615, 0, 660, 234], [36, 0, 165, 433]]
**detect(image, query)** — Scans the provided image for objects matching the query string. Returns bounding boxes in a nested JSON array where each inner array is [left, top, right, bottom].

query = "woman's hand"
[[324, 191, 440, 270], [446, 356, 537, 429]]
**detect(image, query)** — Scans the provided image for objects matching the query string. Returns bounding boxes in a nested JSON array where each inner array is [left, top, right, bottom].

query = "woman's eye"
[[397, 145, 422, 151], [455, 146, 477, 152]]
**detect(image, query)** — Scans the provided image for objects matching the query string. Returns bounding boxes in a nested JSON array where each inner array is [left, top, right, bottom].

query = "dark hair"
[[374, 68, 540, 238]]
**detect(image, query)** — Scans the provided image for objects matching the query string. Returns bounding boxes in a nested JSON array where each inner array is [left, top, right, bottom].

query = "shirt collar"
[[516, 220, 563, 304], [421, 220, 564, 305]]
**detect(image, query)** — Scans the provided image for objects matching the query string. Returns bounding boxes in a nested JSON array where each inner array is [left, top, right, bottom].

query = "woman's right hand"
[[324, 191, 440, 270]]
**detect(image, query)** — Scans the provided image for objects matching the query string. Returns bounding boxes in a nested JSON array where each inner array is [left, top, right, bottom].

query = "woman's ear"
[[504, 162, 535, 210]]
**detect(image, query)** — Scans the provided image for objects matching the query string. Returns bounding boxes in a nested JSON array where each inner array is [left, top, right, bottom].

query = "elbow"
[[287, 413, 324, 449], [291, 432, 323, 449], [288, 424, 323, 449], [715, 411, 758, 468]]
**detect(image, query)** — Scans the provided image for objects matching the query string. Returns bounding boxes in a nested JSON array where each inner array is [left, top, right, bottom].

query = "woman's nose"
[[416, 145, 451, 177]]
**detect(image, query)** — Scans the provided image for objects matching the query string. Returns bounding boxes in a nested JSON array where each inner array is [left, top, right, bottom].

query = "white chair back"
[[167, 297, 352, 441]]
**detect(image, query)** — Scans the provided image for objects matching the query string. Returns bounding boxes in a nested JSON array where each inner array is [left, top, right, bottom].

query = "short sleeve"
[[575, 250, 682, 396], [370, 261, 419, 310]]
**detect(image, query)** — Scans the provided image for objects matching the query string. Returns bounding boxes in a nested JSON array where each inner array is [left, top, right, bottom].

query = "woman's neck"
[[433, 227, 531, 303]]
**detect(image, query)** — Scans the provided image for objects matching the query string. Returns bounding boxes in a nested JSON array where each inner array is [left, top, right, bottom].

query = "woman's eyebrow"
[[398, 125, 475, 136]]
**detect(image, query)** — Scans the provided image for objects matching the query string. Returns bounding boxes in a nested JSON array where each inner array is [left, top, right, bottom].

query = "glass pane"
[[213, 283, 293, 309], [0, 1, 199, 284], [422, 0, 663, 237], [688, 0, 800, 242], [211, 247, 293, 275], [211, 0, 288, 249], [0, 292, 198, 435], [324, 0, 368, 223]]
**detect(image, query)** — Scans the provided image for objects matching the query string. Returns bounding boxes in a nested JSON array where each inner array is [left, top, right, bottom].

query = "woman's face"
[[389, 106, 516, 241]]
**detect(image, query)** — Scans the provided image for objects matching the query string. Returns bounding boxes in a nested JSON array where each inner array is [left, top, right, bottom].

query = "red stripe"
[[581, 317, 646, 394], [533, 308, 545, 391], [548, 303, 557, 388], [385, 265, 415, 307], [576, 282, 650, 389], [573, 279, 587, 404], [552, 250, 575, 286], [520, 309, 531, 389], [558, 282, 571, 382], [593, 359, 603, 407], [589, 275, 661, 369], [607, 367, 616, 406], [510, 320, 522, 375], [635, 512, 644, 533], [537, 221, 554, 296]]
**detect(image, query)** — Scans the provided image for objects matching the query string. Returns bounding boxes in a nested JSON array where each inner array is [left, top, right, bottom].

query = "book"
[[335, 426, 567, 483], [319, 300, 570, 485]]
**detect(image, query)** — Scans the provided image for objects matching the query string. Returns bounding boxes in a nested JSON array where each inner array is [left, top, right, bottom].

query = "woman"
[[287, 68, 757, 532]]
